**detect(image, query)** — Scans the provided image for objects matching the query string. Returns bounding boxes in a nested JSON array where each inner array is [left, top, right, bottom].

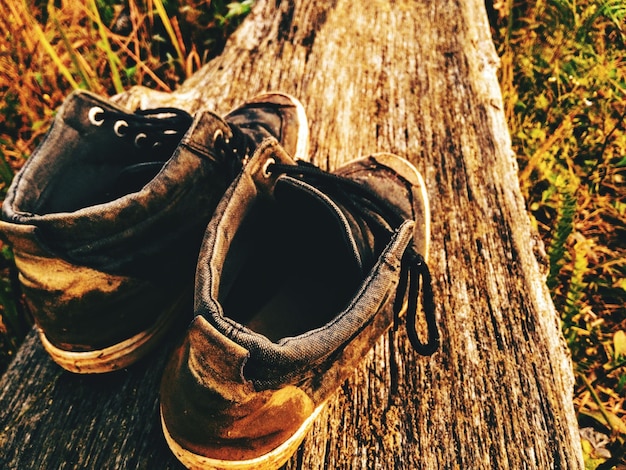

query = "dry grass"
[[0, 0, 251, 369]]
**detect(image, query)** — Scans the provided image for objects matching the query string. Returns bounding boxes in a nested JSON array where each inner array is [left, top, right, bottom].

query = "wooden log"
[[0, 0, 584, 468]]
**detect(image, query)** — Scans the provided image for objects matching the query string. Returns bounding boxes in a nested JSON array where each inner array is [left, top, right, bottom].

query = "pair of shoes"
[[0, 89, 439, 469], [0, 89, 309, 373]]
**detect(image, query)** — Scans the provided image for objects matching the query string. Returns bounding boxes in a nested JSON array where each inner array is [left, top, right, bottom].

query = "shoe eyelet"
[[153, 141, 162, 148], [88, 107, 105, 126], [134, 133, 147, 147], [163, 129, 178, 136], [213, 128, 230, 145], [262, 158, 276, 178], [114, 120, 128, 137]]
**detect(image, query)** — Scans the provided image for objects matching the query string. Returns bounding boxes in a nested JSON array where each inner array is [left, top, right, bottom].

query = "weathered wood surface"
[[0, 0, 584, 468]]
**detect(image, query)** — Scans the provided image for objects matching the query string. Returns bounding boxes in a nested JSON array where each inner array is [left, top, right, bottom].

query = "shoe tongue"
[[274, 177, 382, 273], [226, 105, 279, 146], [133, 107, 193, 133]]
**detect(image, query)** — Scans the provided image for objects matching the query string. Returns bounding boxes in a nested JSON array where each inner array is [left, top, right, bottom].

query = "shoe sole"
[[38, 293, 186, 374], [160, 401, 325, 470], [275, 92, 310, 162]]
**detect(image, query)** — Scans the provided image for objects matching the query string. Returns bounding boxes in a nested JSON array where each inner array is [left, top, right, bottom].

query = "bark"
[[0, 0, 584, 468]]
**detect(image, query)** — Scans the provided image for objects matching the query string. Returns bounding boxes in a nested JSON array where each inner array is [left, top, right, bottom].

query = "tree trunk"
[[0, 0, 584, 468]]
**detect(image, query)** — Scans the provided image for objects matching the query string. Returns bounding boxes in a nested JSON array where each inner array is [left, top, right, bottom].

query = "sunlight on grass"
[[490, 0, 626, 466]]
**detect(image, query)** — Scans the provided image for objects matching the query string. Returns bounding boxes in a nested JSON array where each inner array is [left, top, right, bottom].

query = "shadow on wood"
[[0, 0, 584, 468]]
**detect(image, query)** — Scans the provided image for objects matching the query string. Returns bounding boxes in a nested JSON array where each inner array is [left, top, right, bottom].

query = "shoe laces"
[[265, 161, 440, 356], [211, 124, 256, 178], [87, 104, 192, 150]]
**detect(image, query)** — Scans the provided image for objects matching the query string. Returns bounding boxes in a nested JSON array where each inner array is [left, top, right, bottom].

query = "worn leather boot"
[[160, 138, 439, 469], [0, 90, 309, 373]]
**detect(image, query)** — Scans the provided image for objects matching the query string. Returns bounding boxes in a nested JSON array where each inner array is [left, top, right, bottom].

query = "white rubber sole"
[[39, 294, 185, 374], [280, 92, 310, 162], [161, 401, 325, 470]]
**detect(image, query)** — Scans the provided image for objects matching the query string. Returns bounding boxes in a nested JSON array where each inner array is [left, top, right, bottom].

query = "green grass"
[[0, 0, 624, 467], [490, 0, 626, 465]]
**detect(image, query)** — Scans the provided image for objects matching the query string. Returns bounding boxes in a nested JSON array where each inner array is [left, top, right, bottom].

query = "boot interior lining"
[[219, 178, 364, 342]]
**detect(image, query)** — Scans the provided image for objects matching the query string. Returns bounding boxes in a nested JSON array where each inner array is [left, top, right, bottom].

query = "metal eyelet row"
[[88, 106, 180, 149], [213, 128, 253, 165], [214, 128, 239, 157]]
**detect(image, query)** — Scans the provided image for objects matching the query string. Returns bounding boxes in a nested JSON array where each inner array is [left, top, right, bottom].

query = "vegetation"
[[0, 0, 252, 369], [489, 0, 626, 466], [0, 0, 624, 467]]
